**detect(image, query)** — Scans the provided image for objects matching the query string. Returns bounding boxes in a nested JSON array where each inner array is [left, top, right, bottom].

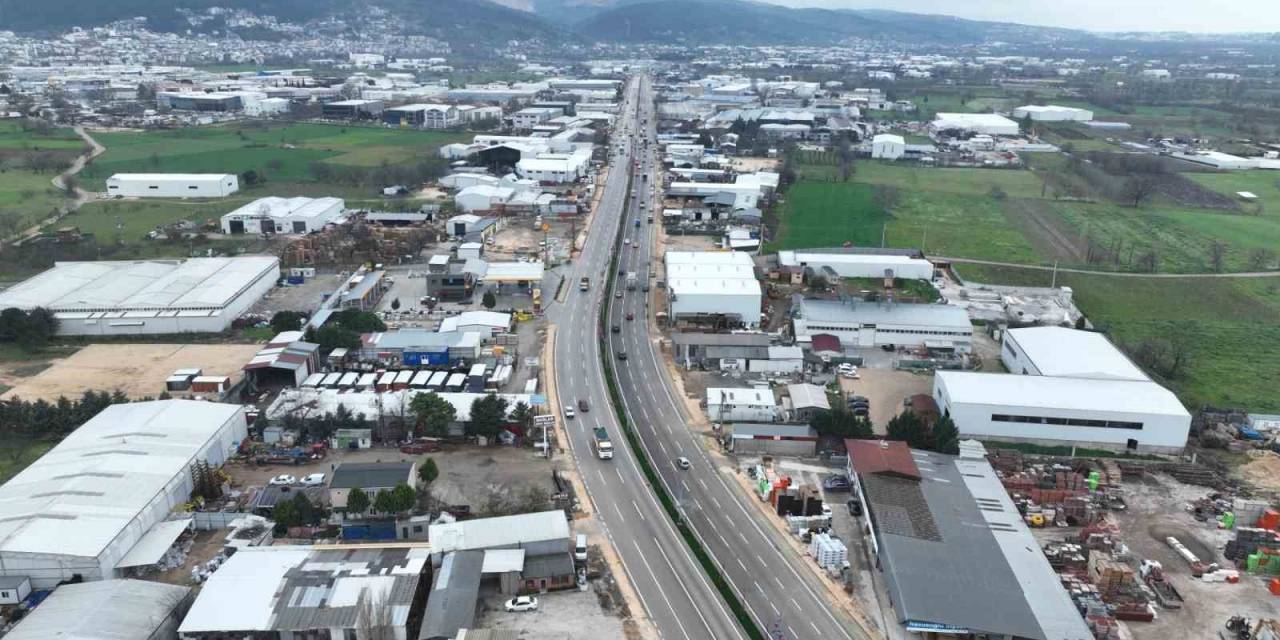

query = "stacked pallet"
[[808, 533, 848, 570], [1226, 527, 1280, 563], [1088, 553, 1136, 596]]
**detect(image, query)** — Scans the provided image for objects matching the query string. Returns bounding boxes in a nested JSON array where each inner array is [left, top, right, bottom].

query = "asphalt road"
[[602, 84, 866, 640], [549, 77, 747, 640]]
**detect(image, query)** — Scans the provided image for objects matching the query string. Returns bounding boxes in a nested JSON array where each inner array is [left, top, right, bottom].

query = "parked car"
[[505, 596, 538, 612], [300, 473, 326, 486], [400, 439, 441, 454], [823, 475, 851, 492], [848, 395, 870, 405], [852, 406, 869, 418], [268, 474, 297, 486], [578, 399, 589, 412], [677, 456, 691, 470], [847, 498, 863, 517]]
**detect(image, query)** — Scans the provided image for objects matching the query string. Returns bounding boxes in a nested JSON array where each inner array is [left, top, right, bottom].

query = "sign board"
[[533, 415, 556, 428]]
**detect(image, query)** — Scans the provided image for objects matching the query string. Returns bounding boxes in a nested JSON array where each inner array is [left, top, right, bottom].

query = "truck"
[[626, 272, 638, 290], [579, 277, 590, 291], [593, 427, 614, 460]]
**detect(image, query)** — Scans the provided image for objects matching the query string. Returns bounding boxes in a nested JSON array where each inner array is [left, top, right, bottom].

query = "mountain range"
[[0, 0, 1091, 46]]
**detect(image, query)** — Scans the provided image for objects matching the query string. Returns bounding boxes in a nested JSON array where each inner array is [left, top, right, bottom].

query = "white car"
[[300, 473, 326, 486], [677, 456, 691, 470], [505, 596, 538, 612], [268, 474, 297, 486], [564, 405, 576, 419], [837, 364, 860, 379]]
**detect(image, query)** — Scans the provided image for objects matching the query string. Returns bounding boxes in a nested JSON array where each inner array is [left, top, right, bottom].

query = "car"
[[578, 399, 589, 412], [625, 312, 634, 321], [852, 406, 869, 418], [268, 474, 297, 486], [848, 395, 870, 404], [677, 456, 692, 470], [611, 324, 621, 333], [847, 498, 863, 517], [642, 284, 650, 292], [848, 399, 870, 409], [505, 596, 538, 612], [400, 439, 442, 454], [616, 351, 628, 360], [300, 473, 326, 486], [623, 238, 631, 245], [615, 290, 623, 298], [564, 405, 576, 419], [823, 475, 852, 491]]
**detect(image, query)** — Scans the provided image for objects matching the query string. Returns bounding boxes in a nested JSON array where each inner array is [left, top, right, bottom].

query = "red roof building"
[[845, 439, 921, 480]]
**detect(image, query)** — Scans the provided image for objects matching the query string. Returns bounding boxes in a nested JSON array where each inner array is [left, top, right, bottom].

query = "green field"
[[957, 263, 1280, 411], [1188, 172, 1280, 217], [80, 122, 470, 188], [0, 121, 85, 150]]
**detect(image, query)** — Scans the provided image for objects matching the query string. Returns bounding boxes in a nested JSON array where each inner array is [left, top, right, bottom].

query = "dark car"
[[625, 312, 634, 321], [578, 399, 589, 412], [823, 475, 852, 492], [848, 395, 870, 405], [616, 351, 628, 360], [852, 406, 869, 418], [611, 324, 621, 333], [847, 498, 863, 517]]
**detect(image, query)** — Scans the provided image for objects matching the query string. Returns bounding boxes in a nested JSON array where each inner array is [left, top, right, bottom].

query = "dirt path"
[[1004, 198, 1088, 263], [9, 126, 106, 243], [938, 256, 1280, 278]]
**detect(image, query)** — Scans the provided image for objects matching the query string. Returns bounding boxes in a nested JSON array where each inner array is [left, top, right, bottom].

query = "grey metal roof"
[[671, 332, 772, 347], [796, 298, 971, 330], [730, 423, 815, 438], [859, 449, 1091, 639], [329, 462, 414, 490], [704, 345, 770, 359], [419, 550, 484, 640], [521, 551, 575, 580], [785, 246, 922, 258], [271, 547, 423, 633], [5, 579, 190, 640]]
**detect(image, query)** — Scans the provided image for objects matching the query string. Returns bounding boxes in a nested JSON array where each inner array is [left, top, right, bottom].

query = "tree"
[[418, 457, 439, 485], [274, 499, 301, 528], [1208, 240, 1229, 272], [240, 169, 262, 187], [932, 415, 961, 455], [390, 298, 401, 311], [468, 394, 509, 439], [356, 591, 397, 640], [374, 489, 396, 514], [1019, 113, 1034, 135], [346, 487, 370, 514], [270, 310, 306, 334], [311, 325, 361, 351], [390, 483, 416, 513], [291, 492, 317, 525], [1122, 175, 1158, 207], [509, 401, 533, 431], [1247, 247, 1277, 271], [811, 409, 873, 439], [410, 392, 457, 437], [481, 290, 497, 310], [886, 410, 931, 449]]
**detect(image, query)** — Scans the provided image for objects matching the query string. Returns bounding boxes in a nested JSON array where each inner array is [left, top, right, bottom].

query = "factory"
[[219, 196, 346, 235], [777, 248, 934, 281], [933, 326, 1191, 453], [106, 173, 239, 198], [1011, 105, 1094, 122], [791, 298, 973, 353], [0, 400, 248, 588], [664, 251, 763, 328], [0, 256, 280, 335], [930, 112, 1021, 137]]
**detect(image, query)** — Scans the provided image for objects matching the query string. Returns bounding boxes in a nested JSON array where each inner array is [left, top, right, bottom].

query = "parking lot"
[[474, 587, 626, 639], [836, 368, 933, 433]]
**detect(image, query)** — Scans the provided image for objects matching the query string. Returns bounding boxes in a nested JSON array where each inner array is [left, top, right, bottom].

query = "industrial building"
[[846, 440, 1092, 639], [220, 196, 346, 234], [664, 251, 763, 328], [0, 400, 248, 588], [321, 98, 384, 120], [156, 91, 242, 111], [360, 329, 483, 366], [0, 256, 280, 336], [1012, 105, 1094, 122], [1001, 326, 1147, 381], [106, 173, 239, 198], [777, 248, 934, 281], [178, 545, 429, 640], [429, 510, 576, 592], [728, 423, 817, 456], [384, 103, 460, 129], [5, 579, 192, 640], [871, 133, 905, 160], [515, 147, 593, 184], [933, 371, 1191, 453], [792, 298, 973, 353], [706, 387, 778, 423], [930, 113, 1020, 137]]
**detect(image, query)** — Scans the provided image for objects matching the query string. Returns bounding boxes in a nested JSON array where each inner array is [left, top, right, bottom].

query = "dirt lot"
[[0, 343, 261, 401], [475, 587, 626, 639], [1112, 473, 1280, 640], [661, 233, 718, 252], [837, 368, 933, 434], [729, 156, 781, 173]]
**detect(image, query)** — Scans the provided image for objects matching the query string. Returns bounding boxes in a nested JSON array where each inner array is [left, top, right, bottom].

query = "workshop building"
[[106, 173, 239, 198], [792, 298, 973, 353]]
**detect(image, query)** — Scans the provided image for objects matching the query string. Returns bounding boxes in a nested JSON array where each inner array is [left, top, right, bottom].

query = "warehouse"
[[5, 579, 192, 640], [1012, 105, 1094, 122], [220, 196, 345, 234], [106, 173, 239, 198], [728, 423, 817, 456], [846, 440, 1092, 640], [321, 98, 384, 120], [178, 545, 428, 640], [1001, 326, 1147, 381], [0, 400, 248, 588], [360, 329, 483, 365], [792, 298, 973, 353], [516, 148, 593, 183], [871, 133, 905, 160], [0, 256, 280, 336], [933, 371, 1191, 453], [777, 248, 933, 281], [707, 387, 778, 423], [930, 113, 1020, 137], [664, 251, 763, 328]]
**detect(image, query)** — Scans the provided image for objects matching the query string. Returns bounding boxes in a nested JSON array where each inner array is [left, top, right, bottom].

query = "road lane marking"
[[652, 537, 717, 640], [632, 540, 692, 640], [633, 499, 646, 521], [613, 503, 626, 522]]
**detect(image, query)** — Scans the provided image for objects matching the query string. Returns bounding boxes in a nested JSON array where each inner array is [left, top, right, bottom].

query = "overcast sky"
[[763, 0, 1280, 33]]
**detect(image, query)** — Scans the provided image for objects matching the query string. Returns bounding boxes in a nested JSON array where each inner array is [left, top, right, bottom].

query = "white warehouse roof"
[[429, 510, 570, 554], [108, 173, 234, 182], [4, 579, 191, 640], [223, 196, 344, 222], [936, 371, 1189, 418], [0, 256, 279, 312], [1005, 326, 1148, 381], [0, 400, 244, 561]]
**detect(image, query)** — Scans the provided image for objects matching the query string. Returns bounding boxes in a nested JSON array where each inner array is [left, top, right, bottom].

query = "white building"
[[934, 371, 1191, 454], [778, 249, 934, 281], [509, 107, 561, 129], [106, 173, 239, 198], [930, 113, 1020, 137], [438, 310, 512, 337], [455, 185, 516, 212], [0, 401, 248, 588], [792, 298, 973, 352], [440, 173, 499, 190], [1000, 326, 1148, 381], [1011, 105, 1093, 122], [0, 256, 280, 335], [5, 579, 191, 640], [220, 196, 345, 234], [707, 387, 778, 423], [665, 251, 762, 328], [871, 134, 905, 160], [516, 147, 593, 184]]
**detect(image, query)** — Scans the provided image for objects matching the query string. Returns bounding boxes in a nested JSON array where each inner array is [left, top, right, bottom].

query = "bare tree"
[[1247, 247, 1276, 271], [1122, 175, 1159, 207], [1207, 240, 1229, 272], [356, 589, 397, 640]]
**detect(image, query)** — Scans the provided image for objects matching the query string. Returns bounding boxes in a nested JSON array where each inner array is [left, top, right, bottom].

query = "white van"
[[574, 534, 588, 563]]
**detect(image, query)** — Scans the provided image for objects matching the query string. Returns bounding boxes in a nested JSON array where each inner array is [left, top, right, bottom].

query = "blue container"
[[286, 275, 305, 285]]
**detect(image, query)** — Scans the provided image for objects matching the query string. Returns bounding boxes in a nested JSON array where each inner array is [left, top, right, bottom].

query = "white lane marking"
[[653, 538, 718, 640], [616, 467, 625, 483], [632, 499, 646, 522], [790, 597, 802, 611], [613, 503, 626, 522], [736, 558, 748, 572], [789, 626, 798, 640], [632, 539, 692, 640]]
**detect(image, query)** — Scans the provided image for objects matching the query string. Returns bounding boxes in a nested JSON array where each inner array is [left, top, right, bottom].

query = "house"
[[429, 510, 577, 593], [329, 462, 417, 511]]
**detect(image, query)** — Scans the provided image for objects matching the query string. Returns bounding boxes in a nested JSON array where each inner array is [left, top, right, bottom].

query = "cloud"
[[763, 0, 1280, 33]]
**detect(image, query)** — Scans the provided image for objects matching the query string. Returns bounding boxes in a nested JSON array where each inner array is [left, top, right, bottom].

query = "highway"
[[548, 77, 746, 640]]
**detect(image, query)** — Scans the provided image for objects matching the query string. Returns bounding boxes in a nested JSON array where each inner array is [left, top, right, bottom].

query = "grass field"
[[957, 263, 1280, 411], [0, 121, 85, 150], [1188, 172, 1280, 217], [80, 122, 470, 188]]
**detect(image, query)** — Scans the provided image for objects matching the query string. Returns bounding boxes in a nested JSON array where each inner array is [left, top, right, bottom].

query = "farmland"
[[0, 121, 88, 231]]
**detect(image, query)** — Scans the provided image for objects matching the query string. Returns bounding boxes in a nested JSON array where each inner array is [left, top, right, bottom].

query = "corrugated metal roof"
[[6, 579, 191, 640], [936, 371, 1189, 417], [1005, 327, 1148, 381], [429, 511, 570, 555], [329, 462, 414, 490], [420, 551, 484, 640], [847, 439, 920, 480]]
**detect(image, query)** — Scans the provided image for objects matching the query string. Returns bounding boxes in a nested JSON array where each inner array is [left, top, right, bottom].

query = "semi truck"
[[593, 427, 614, 460], [626, 272, 638, 290]]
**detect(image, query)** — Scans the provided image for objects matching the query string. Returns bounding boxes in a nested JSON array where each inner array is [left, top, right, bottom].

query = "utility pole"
[[1051, 260, 1059, 289], [880, 222, 886, 248]]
